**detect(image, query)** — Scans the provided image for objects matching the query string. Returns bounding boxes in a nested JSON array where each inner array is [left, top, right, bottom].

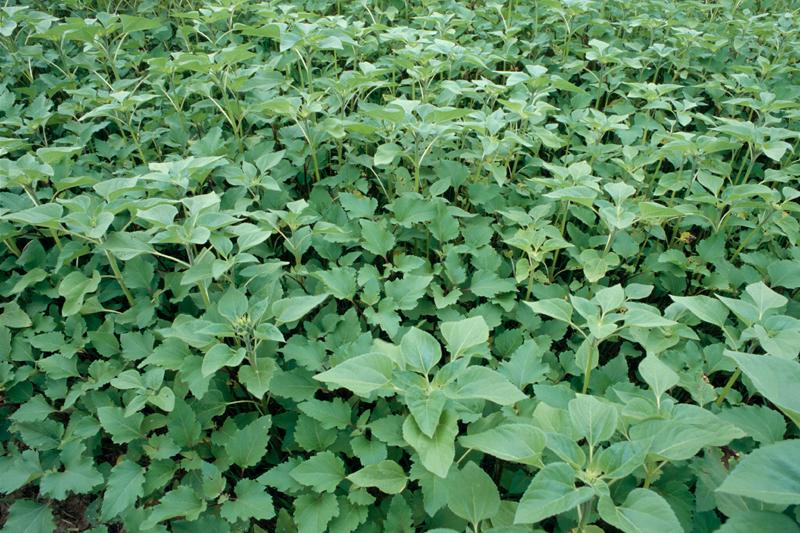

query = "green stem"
[[715, 367, 741, 406], [3, 239, 21, 257], [105, 251, 135, 307]]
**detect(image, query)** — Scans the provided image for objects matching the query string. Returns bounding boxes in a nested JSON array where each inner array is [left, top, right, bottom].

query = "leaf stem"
[[715, 367, 741, 406], [105, 251, 135, 307]]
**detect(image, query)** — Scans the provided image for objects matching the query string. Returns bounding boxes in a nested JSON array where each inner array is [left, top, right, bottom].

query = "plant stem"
[[715, 367, 741, 406], [105, 251, 135, 307]]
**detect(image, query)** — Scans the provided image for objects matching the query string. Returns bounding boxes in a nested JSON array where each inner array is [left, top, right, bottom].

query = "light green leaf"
[[638, 355, 679, 405], [450, 366, 526, 405], [440, 316, 489, 357], [724, 350, 800, 427], [402, 410, 458, 478], [101, 460, 145, 521], [514, 463, 594, 524], [525, 299, 573, 323], [446, 461, 501, 526], [717, 439, 800, 505], [0, 500, 55, 533], [238, 358, 277, 398], [228, 416, 272, 468], [568, 394, 618, 446], [220, 479, 275, 523], [459, 423, 545, 465], [290, 451, 345, 493], [597, 488, 682, 533], [272, 294, 329, 324], [294, 492, 339, 533], [314, 353, 394, 397], [671, 295, 729, 327], [140, 486, 206, 529], [400, 326, 442, 375], [347, 460, 407, 494]]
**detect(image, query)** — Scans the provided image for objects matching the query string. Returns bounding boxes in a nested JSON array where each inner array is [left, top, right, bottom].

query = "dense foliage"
[[1, 0, 800, 531]]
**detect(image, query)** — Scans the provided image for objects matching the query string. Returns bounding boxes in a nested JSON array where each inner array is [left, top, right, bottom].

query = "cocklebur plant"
[[1, 0, 800, 532]]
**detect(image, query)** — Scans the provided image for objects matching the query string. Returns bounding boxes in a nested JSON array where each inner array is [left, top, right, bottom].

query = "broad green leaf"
[[568, 394, 618, 446], [401, 327, 442, 374], [238, 358, 277, 398], [515, 462, 594, 524], [446, 461, 501, 525], [405, 388, 447, 438], [525, 298, 573, 323], [459, 423, 545, 465], [717, 439, 800, 505], [598, 488, 682, 533], [290, 451, 345, 493], [359, 218, 396, 257], [347, 460, 408, 494], [218, 287, 248, 321], [450, 366, 526, 405], [140, 486, 206, 529], [0, 500, 55, 533], [402, 410, 458, 478], [440, 316, 489, 357], [294, 492, 339, 533], [638, 355, 679, 405], [315, 267, 357, 300], [716, 511, 800, 533], [101, 460, 145, 521], [96, 407, 144, 444], [724, 351, 800, 426], [272, 294, 329, 324], [220, 479, 275, 523], [314, 353, 394, 396], [671, 295, 729, 327], [228, 416, 272, 468], [202, 343, 246, 377], [374, 143, 402, 166]]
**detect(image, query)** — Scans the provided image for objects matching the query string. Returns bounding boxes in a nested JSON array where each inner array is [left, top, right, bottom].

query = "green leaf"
[[228, 415, 272, 468], [724, 351, 800, 426], [101, 460, 145, 521], [525, 299, 573, 323], [638, 355, 679, 405], [459, 423, 546, 465], [347, 460, 408, 494], [272, 294, 329, 324], [597, 488, 682, 533], [140, 486, 206, 529], [717, 439, 800, 505], [405, 388, 447, 438], [40, 443, 103, 500], [450, 366, 526, 405], [402, 410, 458, 478], [567, 394, 618, 446], [238, 358, 277, 398], [400, 327, 442, 375], [294, 492, 339, 533], [96, 406, 144, 444], [0, 500, 55, 533], [359, 219, 396, 257], [218, 287, 248, 321], [202, 343, 246, 377], [515, 462, 594, 524], [315, 267, 357, 300], [220, 479, 276, 523], [374, 143, 402, 166], [446, 461, 501, 526], [290, 451, 345, 493], [716, 511, 800, 533], [102, 232, 155, 260], [314, 353, 394, 397], [440, 316, 489, 357], [670, 295, 729, 327]]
